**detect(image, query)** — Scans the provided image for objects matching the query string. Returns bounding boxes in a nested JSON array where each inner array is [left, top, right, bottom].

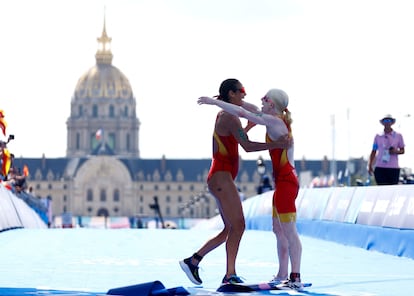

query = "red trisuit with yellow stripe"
[[267, 118, 299, 223], [207, 113, 239, 181]]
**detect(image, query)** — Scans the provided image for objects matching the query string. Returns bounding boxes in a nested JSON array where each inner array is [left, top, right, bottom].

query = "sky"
[[1, 0, 414, 168]]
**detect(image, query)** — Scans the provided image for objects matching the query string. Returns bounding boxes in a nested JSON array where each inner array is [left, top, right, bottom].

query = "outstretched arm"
[[241, 101, 260, 113], [223, 114, 292, 152], [198, 96, 275, 126]]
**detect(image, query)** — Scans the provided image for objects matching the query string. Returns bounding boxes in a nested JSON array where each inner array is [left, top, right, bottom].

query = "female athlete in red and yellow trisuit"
[[197, 88, 303, 290]]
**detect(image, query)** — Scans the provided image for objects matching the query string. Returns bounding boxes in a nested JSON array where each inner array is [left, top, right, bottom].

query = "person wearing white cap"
[[368, 114, 405, 185]]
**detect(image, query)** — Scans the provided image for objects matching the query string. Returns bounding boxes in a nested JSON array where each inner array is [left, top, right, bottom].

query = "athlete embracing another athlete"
[[197, 88, 303, 290], [179, 79, 292, 286]]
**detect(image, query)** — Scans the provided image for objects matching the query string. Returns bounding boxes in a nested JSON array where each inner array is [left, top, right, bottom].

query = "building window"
[[154, 184, 159, 191], [166, 206, 170, 215], [92, 105, 98, 117], [139, 196, 143, 202], [109, 105, 115, 117], [63, 184, 68, 190], [113, 189, 120, 202], [178, 196, 182, 203], [87, 207, 92, 213], [63, 195, 67, 202], [126, 134, 130, 151], [36, 184, 41, 190], [100, 189, 107, 202], [166, 184, 171, 191], [166, 196, 171, 203], [108, 133, 116, 150], [76, 133, 80, 150], [190, 184, 194, 191], [48, 184, 52, 189], [140, 184, 144, 190], [178, 185, 182, 191], [87, 189, 93, 202], [114, 207, 119, 213]]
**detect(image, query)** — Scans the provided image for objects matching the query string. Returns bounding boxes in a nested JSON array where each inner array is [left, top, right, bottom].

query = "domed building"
[[67, 20, 140, 158]]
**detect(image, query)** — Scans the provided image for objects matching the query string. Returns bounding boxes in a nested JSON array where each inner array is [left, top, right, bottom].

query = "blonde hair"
[[265, 88, 292, 126]]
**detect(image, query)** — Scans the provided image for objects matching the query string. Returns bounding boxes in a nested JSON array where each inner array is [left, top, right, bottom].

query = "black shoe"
[[288, 272, 303, 291], [179, 257, 202, 285], [222, 274, 244, 285]]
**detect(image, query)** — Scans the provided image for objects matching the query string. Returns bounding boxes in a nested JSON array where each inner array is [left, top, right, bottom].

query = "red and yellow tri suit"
[[267, 118, 299, 223], [207, 114, 239, 181]]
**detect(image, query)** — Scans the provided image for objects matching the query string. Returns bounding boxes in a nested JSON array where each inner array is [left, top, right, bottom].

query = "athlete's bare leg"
[[272, 217, 289, 280], [280, 221, 302, 274], [189, 226, 229, 266], [201, 171, 245, 277]]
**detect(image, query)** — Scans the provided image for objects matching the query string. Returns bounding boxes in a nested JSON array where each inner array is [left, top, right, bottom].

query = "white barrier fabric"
[[0, 185, 47, 231], [0, 186, 23, 229], [343, 186, 367, 223], [297, 187, 333, 220], [382, 185, 414, 229], [401, 194, 414, 229], [361, 186, 396, 226], [322, 186, 356, 222]]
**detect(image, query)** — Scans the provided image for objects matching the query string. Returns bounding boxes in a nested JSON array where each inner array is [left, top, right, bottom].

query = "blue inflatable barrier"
[[107, 280, 189, 296], [296, 220, 414, 259]]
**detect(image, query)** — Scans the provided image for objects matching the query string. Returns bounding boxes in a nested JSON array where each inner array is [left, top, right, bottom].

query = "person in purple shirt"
[[368, 114, 405, 185]]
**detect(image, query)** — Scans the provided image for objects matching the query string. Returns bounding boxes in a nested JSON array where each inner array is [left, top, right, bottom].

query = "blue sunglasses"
[[382, 118, 394, 123]]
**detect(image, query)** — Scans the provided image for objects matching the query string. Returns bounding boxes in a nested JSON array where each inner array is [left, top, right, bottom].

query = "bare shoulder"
[[218, 111, 241, 125], [267, 118, 289, 139], [216, 112, 242, 134]]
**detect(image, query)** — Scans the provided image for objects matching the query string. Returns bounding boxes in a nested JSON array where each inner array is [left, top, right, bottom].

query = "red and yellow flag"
[[23, 164, 29, 177], [0, 114, 6, 136], [1, 148, 11, 177]]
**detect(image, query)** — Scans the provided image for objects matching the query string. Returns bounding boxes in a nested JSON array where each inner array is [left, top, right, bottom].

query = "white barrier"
[[298, 184, 414, 229], [297, 187, 333, 220], [0, 185, 47, 231]]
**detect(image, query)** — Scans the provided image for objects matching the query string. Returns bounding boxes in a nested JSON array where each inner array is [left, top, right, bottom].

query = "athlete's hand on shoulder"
[[245, 120, 256, 132], [197, 96, 215, 105]]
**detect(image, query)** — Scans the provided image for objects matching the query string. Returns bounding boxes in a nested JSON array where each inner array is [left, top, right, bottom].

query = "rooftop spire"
[[95, 7, 113, 65]]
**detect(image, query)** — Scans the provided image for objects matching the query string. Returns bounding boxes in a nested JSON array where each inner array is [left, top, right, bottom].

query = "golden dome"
[[72, 18, 133, 101], [73, 64, 133, 100]]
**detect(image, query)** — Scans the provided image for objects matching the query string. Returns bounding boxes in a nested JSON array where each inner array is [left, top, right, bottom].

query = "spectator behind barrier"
[[0, 139, 48, 225]]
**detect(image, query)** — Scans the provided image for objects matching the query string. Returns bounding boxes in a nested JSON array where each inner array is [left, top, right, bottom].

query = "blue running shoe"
[[222, 274, 244, 285]]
